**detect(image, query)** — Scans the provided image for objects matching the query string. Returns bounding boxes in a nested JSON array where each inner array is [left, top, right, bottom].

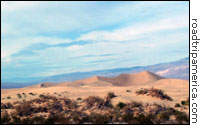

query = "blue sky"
[[1, 1, 189, 82]]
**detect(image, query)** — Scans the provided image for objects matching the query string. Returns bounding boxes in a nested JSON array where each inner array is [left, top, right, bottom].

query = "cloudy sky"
[[1, 1, 189, 82]]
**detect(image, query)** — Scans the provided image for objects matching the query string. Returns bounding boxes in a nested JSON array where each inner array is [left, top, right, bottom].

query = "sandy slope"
[[1, 71, 188, 110]]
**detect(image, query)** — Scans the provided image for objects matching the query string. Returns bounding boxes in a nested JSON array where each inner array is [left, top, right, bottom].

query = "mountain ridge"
[[1, 57, 188, 89]]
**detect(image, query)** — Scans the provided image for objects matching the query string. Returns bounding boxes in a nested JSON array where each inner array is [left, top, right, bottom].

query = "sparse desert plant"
[[29, 92, 36, 96], [22, 93, 26, 98], [107, 92, 117, 99], [136, 88, 148, 95], [174, 110, 189, 124], [89, 112, 110, 124], [46, 112, 70, 124], [122, 110, 135, 123], [1, 110, 11, 124], [15, 101, 33, 116], [136, 87, 173, 101], [1, 102, 14, 109], [10, 114, 22, 124], [126, 90, 131, 92], [31, 116, 46, 124], [156, 107, 177, 123], [1, 92, 189, 124], [83, 96, 104, 109], [70, 111, 89, 124], [116, 102, 126, 109], [17, 93, 22, 98], [77, 97, 82, 100], [181, 99, 189, 106], [111, 108, 122, 122], [129, 101, 143, 108], [7, 96, 12, 99], [185, 98, 189, 106], [39, 94, 57, 100], [181, 100, 186, 105], [175, 103, 181, 107], [136, 114, 154, 124], [64, 98, 78, 109]]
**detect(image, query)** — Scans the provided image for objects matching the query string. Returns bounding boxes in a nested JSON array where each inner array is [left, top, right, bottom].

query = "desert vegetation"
[[17, 93, 22, 99], [1, 92, 189, 124], [135, 87, 173, 101]]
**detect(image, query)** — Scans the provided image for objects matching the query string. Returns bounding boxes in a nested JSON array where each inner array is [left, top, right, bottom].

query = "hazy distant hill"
[[37, 57, 188, 83], [1, 57, 188, 89]]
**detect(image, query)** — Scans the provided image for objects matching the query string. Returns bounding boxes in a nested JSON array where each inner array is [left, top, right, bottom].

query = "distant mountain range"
[[1, 57, 188, 89]]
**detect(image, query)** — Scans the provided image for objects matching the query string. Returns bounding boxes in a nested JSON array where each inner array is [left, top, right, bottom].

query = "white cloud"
[[67, 45, 82, 51], [1, 51, 11, 63], [78, 15, 188, 42], [1, 1, 42, 12], [1, 36, 73, 63]]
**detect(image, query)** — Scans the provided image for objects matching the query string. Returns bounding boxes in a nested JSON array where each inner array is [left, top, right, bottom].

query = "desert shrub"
[[122, 111, 154, 124], [156, 108, 176, 122], [29, 92, 36, 96], [39, 94, 57, 100], [7, 96, 12, 99], [11, 115, 22, 124], [181, 99, 189, 106], [22, 93, 26, 97], [64, 98, 78, 109], [46, 113, 70, 124], [21, 117, 35, 124], [52, 102, 63, 112], [136, 88, 173, 101], [31, 116, 46, 124], [117, 102, 126, 109], [1, 110, 11, 124], [174, 110, 189, 124], [122, 112, 135, 123], [83, 96, 104, 109], [136, 88, 148, 95], [77, 97, 82, 100], [181, 100, 186, 105], [185, 98, 189, 106], [111, 109, 122, 122], [126, 90, 131, 92], [137, 114, 154, 124], [70, 111, 89, 124], [31, 98, 47, 104], [15, 101, 34, 116], [17, 93, 22, 98], [1, 102, 14, 109], [107, 92, 117, 99], [129, 101, 143, 108], [89, 112, 110, 124], [175, 103, 181, 107]]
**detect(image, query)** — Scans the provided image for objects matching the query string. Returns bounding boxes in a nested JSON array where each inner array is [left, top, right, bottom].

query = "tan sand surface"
[[1, 71, 188, 111]]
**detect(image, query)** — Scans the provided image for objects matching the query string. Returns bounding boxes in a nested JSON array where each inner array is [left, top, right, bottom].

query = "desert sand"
[[1, 71, 189, 111]]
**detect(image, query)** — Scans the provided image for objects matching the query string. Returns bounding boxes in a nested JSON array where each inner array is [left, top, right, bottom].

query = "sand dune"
[[62, 71, 164, 87], [1, 71, 188, 109], [98, 71, 164, 86]]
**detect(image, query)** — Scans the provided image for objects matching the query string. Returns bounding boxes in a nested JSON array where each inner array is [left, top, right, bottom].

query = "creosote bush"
[[1, 95, 189, 124], [175, 103, 181, 107], [107, 92, 117, 99], [117, 102, 127, 109], [17, 93, 22, 98], [126, 90, 131, 92], [136, 87, 173, 101]]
